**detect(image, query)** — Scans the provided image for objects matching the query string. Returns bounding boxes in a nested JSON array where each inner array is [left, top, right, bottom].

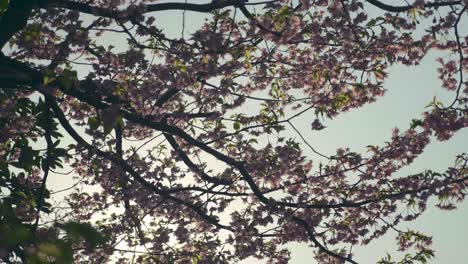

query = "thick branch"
[[45, 0, 248, 19], [365, 0, 461, 12], [164, 133, 233, 185], [154, 88, 180, 107], [0, 0, 35, 49], [0, 54, 42, 87]]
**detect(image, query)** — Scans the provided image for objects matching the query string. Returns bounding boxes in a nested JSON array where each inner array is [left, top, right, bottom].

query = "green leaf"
[[88, 116, 100, 131], [42, 76, 55, 86], [233, 121, 241, 131], [333, 93, 350, 110], [14, 145, 38, 172], [410, 119, 423, 129], [192, 255, 202, 264], [115, 116, 124, 128], [277, 5, 292, 16], [58, 221, 107, 248], [113, 85, 125, 96], [0, 0, 8, 15], [101, 104, 121, 135], [57, 70, 77, 91], [15, 191, 27, 199], [0, 224, 32, 248], [38, 243, 62, 258], [366, 19, 377, 27], [53, 240, 74, 264]]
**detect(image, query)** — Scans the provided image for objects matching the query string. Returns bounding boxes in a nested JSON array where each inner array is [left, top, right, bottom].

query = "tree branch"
[[154, 88, 180, 107], [0, 0, 35, 49], [0, 54, 42, 88], [365, 0, 461, 12], [33, 96, 53, 230], [164, 133, 233, 185], [292, 216, 358, 264], [45, 0, 248, 19]]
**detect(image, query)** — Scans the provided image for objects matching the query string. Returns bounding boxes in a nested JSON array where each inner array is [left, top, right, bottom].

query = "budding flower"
[[311, 119, 325, 130]]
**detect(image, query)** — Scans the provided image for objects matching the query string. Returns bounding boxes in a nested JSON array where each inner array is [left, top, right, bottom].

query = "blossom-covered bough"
[[0, 0, 467, 263]]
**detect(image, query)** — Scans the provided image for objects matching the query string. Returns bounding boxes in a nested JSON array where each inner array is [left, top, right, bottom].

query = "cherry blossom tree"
[[0, 0, 467, 263]]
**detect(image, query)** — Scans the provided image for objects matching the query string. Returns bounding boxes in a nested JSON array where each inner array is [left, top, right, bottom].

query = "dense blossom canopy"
[[0, 0, 467, 263]]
